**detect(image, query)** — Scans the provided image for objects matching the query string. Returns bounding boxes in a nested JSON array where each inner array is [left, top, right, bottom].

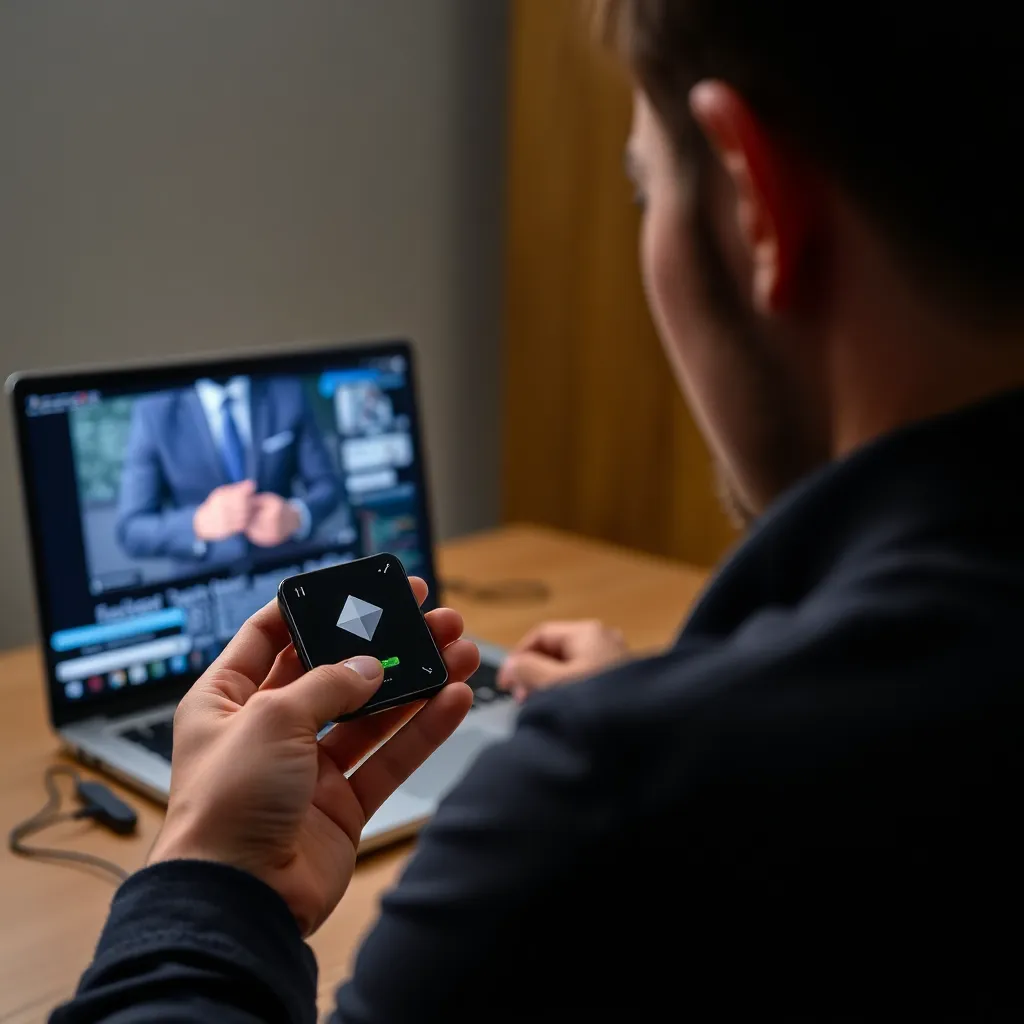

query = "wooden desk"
[[0, 525, 707, 1022]]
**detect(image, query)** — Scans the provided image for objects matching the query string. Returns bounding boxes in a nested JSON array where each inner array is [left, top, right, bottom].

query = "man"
[[116, 375, 344, 568], [54, 3, 1024, 1020]]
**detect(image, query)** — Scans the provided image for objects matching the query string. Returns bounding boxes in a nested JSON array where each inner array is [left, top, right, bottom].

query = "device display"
[[278, 552, 447, 719], [8, 341, 440, 726]]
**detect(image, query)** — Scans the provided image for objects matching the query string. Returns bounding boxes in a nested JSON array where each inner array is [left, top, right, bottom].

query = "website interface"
[[21, 351, 433, 714]]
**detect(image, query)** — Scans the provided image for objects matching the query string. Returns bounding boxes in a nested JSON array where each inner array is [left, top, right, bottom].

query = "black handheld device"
[[277, 552, 447, 720]]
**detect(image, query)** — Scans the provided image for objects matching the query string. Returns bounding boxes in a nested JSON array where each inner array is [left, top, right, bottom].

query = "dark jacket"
[[54, 391, 1024, 1022]]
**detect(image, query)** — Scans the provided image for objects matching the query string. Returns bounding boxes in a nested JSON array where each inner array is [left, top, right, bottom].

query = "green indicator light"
[[381, 656, 400, 670]]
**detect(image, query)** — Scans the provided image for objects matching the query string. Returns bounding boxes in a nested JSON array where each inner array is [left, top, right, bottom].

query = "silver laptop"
[[8, 340, 514, 852]]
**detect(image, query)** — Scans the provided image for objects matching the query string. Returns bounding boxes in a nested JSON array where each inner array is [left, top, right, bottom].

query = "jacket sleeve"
[[293, 395, 343, 532], [50, 861, 318, 1024], [332, 697, 614, 1023], [115, 403, 202, 561]]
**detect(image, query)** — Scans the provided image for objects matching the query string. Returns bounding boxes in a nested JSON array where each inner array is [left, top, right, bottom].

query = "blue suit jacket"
[[115, 378, 343, 565]]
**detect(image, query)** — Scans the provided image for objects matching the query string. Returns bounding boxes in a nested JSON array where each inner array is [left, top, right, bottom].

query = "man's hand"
[[246, 492, 302, 547], [497, 620, 628, 702], [193, 480, 256, 542], [147, 578, 478, 937]]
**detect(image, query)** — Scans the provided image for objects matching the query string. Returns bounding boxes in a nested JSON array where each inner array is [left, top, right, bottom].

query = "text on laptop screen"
[[17, 346, 436, 717]]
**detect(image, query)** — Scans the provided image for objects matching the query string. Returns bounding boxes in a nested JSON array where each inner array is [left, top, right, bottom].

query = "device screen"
[[279, 553, 447, 716], [12, 343, 439, 723]]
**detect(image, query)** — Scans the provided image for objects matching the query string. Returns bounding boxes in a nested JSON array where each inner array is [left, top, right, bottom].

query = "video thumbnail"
[[69, 375, 355, 592]]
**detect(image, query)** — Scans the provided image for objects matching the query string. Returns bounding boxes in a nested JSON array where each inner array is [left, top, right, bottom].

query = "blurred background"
[[0, 0, 734, 650]]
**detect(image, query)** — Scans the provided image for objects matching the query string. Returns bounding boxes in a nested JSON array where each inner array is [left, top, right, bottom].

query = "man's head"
[[596, 1, 1024, 523]]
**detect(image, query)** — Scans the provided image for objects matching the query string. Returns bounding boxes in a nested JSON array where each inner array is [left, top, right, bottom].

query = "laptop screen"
[[9, 340, 439, 727]]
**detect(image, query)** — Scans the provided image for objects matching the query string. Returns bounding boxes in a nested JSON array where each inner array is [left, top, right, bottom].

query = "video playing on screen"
[[20, 349, 433, 709], [71, 375, 357, 588]]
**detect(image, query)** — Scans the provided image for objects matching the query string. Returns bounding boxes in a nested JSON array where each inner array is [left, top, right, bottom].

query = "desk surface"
[[0, 525, 707, 1023]]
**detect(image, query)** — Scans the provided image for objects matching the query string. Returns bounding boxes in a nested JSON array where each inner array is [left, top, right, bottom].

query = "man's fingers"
[[348, 682, 473, 820], [409, 576, 428, 607], [276, 657, 384, 729], [497, 650, 567, 693], [205, 601, 292, 702], [513, 621, 594, 658], [320, 639, 479, 772], [260, 644, 305, 691], [232, 481, 257, 512], [318, 624, 477, 771], [440, 638, 481, 684], [424, 607, 465, 652], [319, 702, 425, 774]]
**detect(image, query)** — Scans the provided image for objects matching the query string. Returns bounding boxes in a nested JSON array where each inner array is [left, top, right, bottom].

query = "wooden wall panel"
[[502, 0, 737, 567]]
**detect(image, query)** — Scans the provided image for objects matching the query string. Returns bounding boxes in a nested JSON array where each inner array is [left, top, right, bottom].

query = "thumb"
[[282, 656, 383, 728], [498, 651, 567, 694]]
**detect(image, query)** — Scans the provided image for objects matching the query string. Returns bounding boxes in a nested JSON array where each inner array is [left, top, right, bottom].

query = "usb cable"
[[8, 764, 138, 884]]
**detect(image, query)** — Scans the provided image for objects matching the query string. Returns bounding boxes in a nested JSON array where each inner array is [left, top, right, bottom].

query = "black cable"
[[442, 577, 551, 603], [8, 765, 131, 884]]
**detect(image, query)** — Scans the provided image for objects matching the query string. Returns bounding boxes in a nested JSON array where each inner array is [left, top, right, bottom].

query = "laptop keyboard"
[[118, 662, 509, 763], [121, 719, 174, 762]]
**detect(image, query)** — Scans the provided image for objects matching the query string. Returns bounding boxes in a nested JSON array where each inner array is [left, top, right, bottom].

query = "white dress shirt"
[[195, 376, 253, 455]]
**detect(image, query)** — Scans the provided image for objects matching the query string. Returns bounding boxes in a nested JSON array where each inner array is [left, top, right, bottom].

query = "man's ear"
[[689, 80, 818, 315]]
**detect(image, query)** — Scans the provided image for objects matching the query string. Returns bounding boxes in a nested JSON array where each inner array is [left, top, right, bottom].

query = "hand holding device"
[[148, 579, 478, 936], [277, 553, 449, 719], [497, 619, 629, 702], [193, 479, 256, 541], [247, 491, 302, 547]]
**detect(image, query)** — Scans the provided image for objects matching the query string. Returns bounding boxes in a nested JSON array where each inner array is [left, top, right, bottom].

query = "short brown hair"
[[594, 1, 1024, 313]]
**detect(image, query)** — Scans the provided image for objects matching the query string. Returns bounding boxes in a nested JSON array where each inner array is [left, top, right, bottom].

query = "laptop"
[[7, 339, 515, 852]]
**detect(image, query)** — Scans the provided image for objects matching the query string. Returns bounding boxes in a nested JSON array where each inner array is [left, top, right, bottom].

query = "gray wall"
[[0, 0, 507, 648]]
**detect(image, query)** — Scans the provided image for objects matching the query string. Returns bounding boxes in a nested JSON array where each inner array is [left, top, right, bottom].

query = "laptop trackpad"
[[401, 728, 494, 800]]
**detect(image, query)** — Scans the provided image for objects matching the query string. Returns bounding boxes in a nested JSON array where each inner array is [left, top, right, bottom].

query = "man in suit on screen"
[[115, 375, 344, 568]]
